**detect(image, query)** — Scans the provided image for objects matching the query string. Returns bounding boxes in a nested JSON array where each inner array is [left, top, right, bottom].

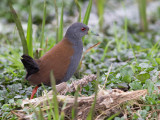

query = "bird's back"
[[27, 38, 74, 86]]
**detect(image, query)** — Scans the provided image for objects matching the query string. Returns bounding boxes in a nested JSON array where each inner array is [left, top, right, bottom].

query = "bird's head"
[[65, 22, 89, 41]]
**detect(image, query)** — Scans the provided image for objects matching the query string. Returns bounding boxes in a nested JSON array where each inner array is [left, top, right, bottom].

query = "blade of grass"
[[124, 12, 128, 49], [86, 68, 99, 120], [113, 23, 121, 52], [96, 0, 105, 31], [107, 111, 121, 120], [137, 0, 148, 31], [44, 101, 52, 120], [41, 84, 53, 120], [83, 0, 92, 25], [38, 106, 45, 120], [158, 6, 160, 18], [58, 1, 64, 42], [74, 0, 81, 22], [26, 0, 33, 57], [102, 64, 112, 90], [41, 84, 56, 119], [101, 41, 113, 62], [53, 0, 59, 43], [50, 70, 59, 120], [71, 86, 79, 120], [47, 93, 55, 119], [3, 47, 23, 68], [128, 40, 137, 64], [39, 0, 47, 57], [8, 2, 28, 55], [122, 2, 128, 50], [82, 0, 92, 41], [60, 112, 65, 120], [29, 104, 39, 120], [60, 102, 67, 120], [148, 39, 160, 58]]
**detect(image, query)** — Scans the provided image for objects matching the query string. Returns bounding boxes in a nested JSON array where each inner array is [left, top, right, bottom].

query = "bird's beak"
[[87, 30, 99, 36]]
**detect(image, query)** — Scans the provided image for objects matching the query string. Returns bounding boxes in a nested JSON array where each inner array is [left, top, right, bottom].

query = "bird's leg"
[[30, 85, 39, 99]]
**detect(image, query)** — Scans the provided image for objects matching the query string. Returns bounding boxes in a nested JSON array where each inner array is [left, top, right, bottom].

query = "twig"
[[102, 64, 112, 90]]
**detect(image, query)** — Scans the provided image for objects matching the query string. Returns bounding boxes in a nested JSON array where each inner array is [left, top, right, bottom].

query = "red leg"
[[30, 86, 39, 99]]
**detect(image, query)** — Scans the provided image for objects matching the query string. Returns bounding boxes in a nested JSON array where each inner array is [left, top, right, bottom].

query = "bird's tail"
[[21, 55, 39, 78]]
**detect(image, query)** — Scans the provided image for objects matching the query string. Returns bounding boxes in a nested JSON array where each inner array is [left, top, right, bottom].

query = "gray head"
[[65, 22, 89, 41]]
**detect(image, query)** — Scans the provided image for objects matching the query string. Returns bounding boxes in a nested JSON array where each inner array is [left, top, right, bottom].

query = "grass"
[[74, 0, 81, 22], [101, 41, 114, 62], [137, 0, 148, 31], [50, 71, 59, 120], [86, 70, 99, 120], [26, 0, 33, 57], [58, 1, 64, 42], [9, 1, 28, 55], [96, 0, 105, 32], [39, 0, 47, 57], [113, 22, 121, 52], [83, 0, 92, 25], [53, 0, 59, 43], [1, 0, 160, 119], [71, 86, 79, 120], [124, 15, 128, 50]]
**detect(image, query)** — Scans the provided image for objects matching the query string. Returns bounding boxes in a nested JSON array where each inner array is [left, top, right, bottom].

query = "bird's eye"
[[81, 27, 86, 31]]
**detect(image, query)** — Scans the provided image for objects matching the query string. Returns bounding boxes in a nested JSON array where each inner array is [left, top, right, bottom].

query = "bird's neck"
[[73, 39, 83, 47], [64, 36, 82, 48]]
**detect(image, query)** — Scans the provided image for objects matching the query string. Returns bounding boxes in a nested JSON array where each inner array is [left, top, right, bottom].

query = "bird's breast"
[[61, 40, 83, 82]]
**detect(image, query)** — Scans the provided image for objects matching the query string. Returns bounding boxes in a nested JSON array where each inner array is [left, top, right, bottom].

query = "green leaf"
[[74, 0, 81, 22], [136, 71, 150, 83], [155, 58, 160, 64], [58, 1, 64, 42], [39, 0, 47, 57], [53, 0, 59, 43], [117, 83, 128, 89], [145, 79, 155, 94], [107, 112, 120, 120], [139, 63, 149, 69], [50, 71, 59, 120], [38, 107, 45, 120], [96, 0, 105, 31], [2, 104, 11, 111], [155, 81, 160, 87], [83, 0, 92, 25], [132, 113, 139, 119], [137, 0, 148, 31], [9, 2, 28, 55], [120, 66, 133, 83], [26, 0, 33, 57], [139, 110, 147, 118], [129, 81, 142, 90]]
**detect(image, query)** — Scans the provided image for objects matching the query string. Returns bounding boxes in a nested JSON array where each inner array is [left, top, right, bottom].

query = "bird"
[[21, 22, 90, 99]]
